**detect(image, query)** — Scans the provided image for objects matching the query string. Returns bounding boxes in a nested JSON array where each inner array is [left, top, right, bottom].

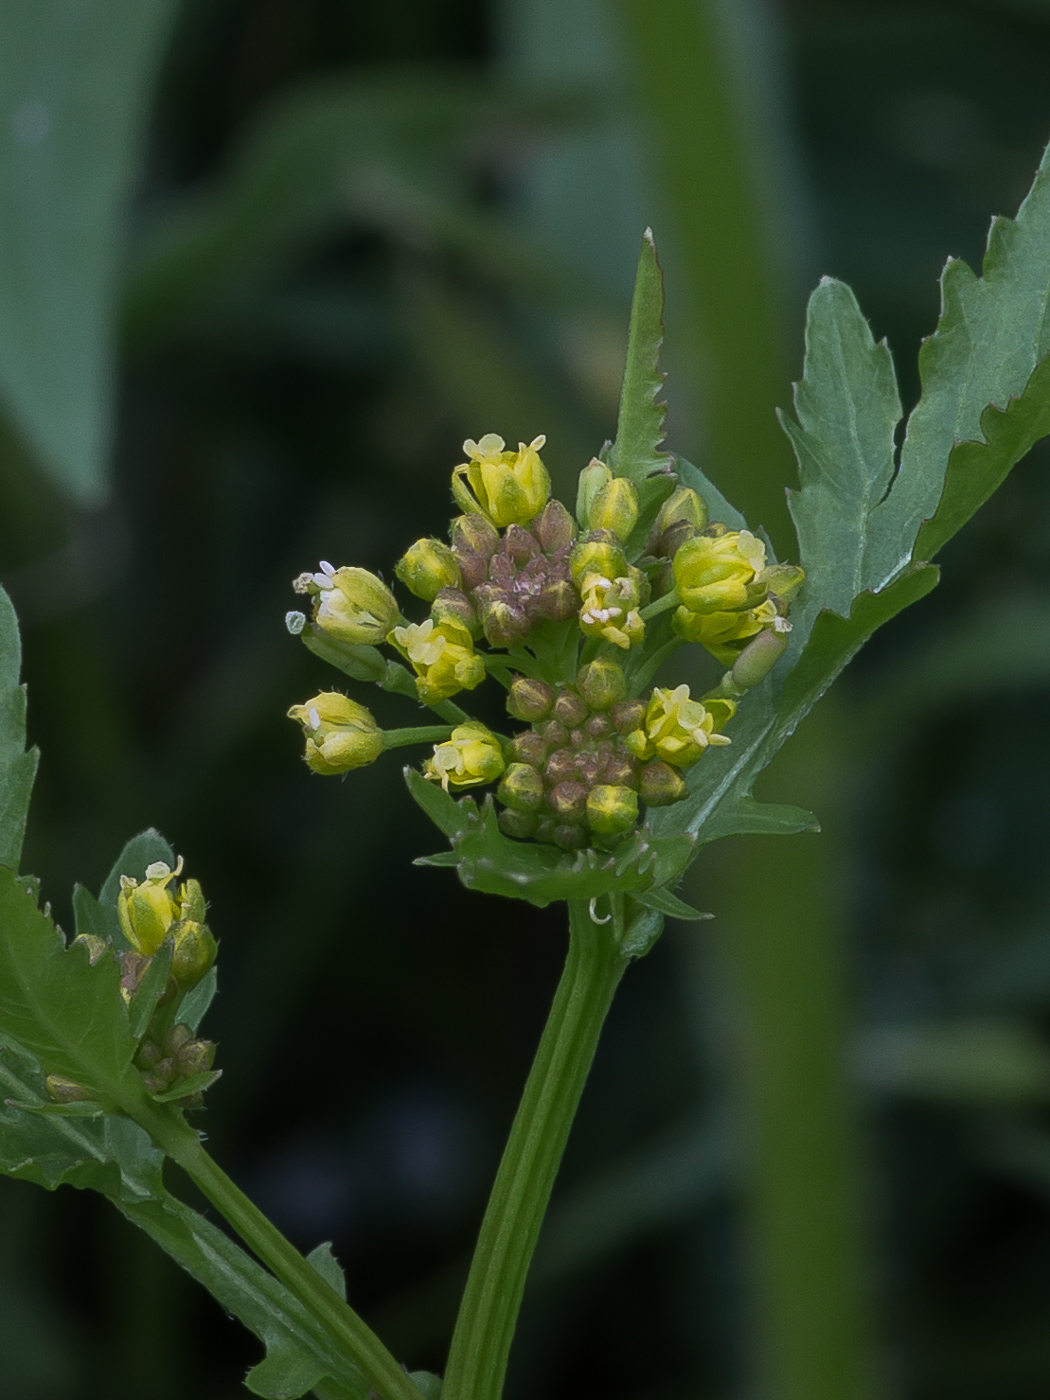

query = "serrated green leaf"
[[916, 351, 1050, 560], [606, 231, 675, 495], [0, 586, 38, 873], [694, 796, 820, 848], [404, 767, 464, 838], [245, 1348, 329, 1399], [71, 884, 110, 942], [0, 0, 173, 503], [675, 457, 749, 534], [147, 1069, 221, 1104], [178, 966, 217, 1035], [782, 279, 901, 622], [0, 869, 140, 1107], [306, 1242, 347, 1301]]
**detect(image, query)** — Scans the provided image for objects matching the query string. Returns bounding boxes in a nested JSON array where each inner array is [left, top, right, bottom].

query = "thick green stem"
[[442, 899, 629, 1400], [384, 725, 453, 748], [137, 1107, 423, 1400]]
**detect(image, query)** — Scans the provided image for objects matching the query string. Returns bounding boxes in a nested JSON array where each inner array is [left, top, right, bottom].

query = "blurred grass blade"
[[0, 586, 38, 871], [0, 0, 173, 504]]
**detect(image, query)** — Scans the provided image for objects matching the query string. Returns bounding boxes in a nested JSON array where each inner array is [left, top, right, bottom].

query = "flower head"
[[424, 722, 505, 791], [118, 858, 211, 958], [294, 562, 399, 645], [673, 529, 767, 615], [452, 433, 551, 528], [389, 618, 486, 702], [287, 692, 385, 775], [578, 572, 645, 650], [625, 685, 735, 769]]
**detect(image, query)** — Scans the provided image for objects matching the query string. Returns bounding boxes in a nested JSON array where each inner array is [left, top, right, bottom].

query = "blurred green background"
[[3, 1, 1050, 1397]]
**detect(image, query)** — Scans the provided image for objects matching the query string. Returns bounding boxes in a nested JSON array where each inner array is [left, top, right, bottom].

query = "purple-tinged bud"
[[135, 1040, 162, 1070], [153, 1058, 177, 1085], [569, 728, 587, 749], [553, 691, 588, 727], [552, 821, 587, 850], [163, 1024, 193, 1056], [532, 499, 575, 554], [176, 1039, 216, 1076], [534, 578, 579, 623], [538, 719, 569, 748], [499, 809, 539, 840], [586, 785, 639, 836], [476, 590, 531, 647], [46, 1075, 95, 1104], [602, 753, 638, 788], [432, 587, 480, 636], [507, 677, 555, 723], [610, 699, 646, 734], [578, 752, 603, 785], [503, 524, 541, 567], [639, 760, 688, 806], [576, 658, 627, 711], [549, 781, 589, 819], [654, 518, 699, 560], [507, 731, 549, 766], [498, 763, 545, 812], [586, 714, 612, 739], [451, 514, 499, 589], [544, 749, 579, 785]]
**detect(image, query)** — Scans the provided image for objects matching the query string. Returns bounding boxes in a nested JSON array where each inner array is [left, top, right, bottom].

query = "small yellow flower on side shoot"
[[673, 529, 768, 614], [389, 618, 486, 702], [625, 685, 735, 768], [578, 572, 645, 650], [424, 723, 506, 791], [293, 562, 399, 645], [118, 858, 184, 955], [452, 433, 551, 528], [287, 692, 385, 775]]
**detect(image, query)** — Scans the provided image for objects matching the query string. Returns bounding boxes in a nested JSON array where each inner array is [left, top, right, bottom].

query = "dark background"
[[3, 1, 1050, 1397]]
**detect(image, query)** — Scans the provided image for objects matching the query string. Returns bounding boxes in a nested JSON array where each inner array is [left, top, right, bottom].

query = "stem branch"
[[442, 899, 628, 1400]]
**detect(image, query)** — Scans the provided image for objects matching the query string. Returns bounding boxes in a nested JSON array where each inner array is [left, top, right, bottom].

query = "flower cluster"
[[286, 433, 804, 853]]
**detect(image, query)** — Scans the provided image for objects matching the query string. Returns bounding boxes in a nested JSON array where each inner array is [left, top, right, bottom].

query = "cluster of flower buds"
[[134, 1022, 216, 1100], [286, 431, 804, 854]]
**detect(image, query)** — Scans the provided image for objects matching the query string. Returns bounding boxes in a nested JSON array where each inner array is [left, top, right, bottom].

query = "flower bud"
[[431, 587, 480, 636], [475, 589, 530, 647], [578, 572, 645, 650], [549, 780, 589, 819], [576, 658, 627, 710], [498, 808, 539, 840], [534, 578, 579, 623], [506, 731, 548, 766], [760, 563, 806, 605], [673, 530, 767, 615], [610, 698, 646, 734], [553, 691, 588, 727], [297, 563, 400, 645], [498, 762, 545, 812], [730, 626, 789, 690], [118, 859, 184, 955], [135, 1040, 161, 1070], [639, 760, 687, 807], [176, 1038, 216, 1076], [396, 539, 462, 602], [424, 723, 505, 791], [531, 499, 575, 554], [506, 677, 555, 723], [552, 821, 587, 850], [576, 458, 612, 525], [171, 920, 218, 988], [450, 514, 499, 589], [654, 486, 707, 539], [46, 1075, 94, 1104], [625, 685, 735, 768], [288, 693, 385, 775], [570, 536, 628, 589], [452, 433, 551, 528], [389, 618, 486, 702], [587, 476, 639, 542], [586, 785, 639, 836]]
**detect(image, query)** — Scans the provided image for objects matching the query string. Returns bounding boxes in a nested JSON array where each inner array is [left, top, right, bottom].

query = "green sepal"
[[406, 770, 695, 908], [0, 584, 39, 873], [127, 938, 173, 1041], [632, 887, 711, 921], [148, 1070, 221, 1104]]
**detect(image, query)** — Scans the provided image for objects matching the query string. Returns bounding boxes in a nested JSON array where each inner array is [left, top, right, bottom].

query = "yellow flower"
[[578, 571, 644, 650], [625, 686, 735, 769], [293, 562, 399, 645], [395, 538, 461, 601], [424, 722, 505, 791], [451, 433, 551, 528], [287, 692, 385, 775], [674, 597, 786, 663], [673, 529, 767, 615], [118, 858, 206, 956], [389, 618, 486, 702]]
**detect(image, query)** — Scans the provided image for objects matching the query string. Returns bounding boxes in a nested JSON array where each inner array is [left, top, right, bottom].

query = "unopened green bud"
[[498, 762, 545, 812], [610, 698, 646, 734], [506, 677, 555, 722], [396, 539, 462, 602], [171, 920, 218, 988], [576, 659, 628, 711], [498, 808, 539, 840], [118, 859, 184, 955], [586, 784, 639, 836], [655, 486, 707, 538], [135, 1040, 162, 1070], [571, 536, 628, 588], [760, 563, 806, 605], [587, 475, 639, 542], [46, 1075, 94, 1104], [576, 458, 612, 526], [730, 626, 789, 690], [288, 692, 385, 775], [295, 563, 399, 645], [176, 1038, 216, 1076], [639, 760, 687, 807]]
